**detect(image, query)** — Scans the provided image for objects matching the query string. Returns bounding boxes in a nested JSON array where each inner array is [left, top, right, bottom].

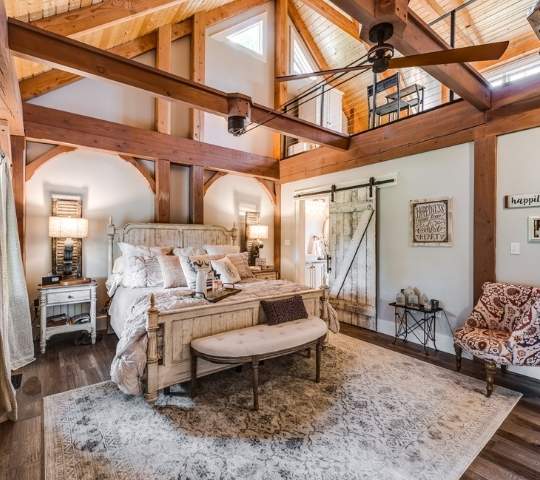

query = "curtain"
[[0, 150, 35, 422]]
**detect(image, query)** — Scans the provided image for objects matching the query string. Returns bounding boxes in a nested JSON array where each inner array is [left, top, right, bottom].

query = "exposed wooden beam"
[[31, 0, 186, 38], [19, 20, 192, 101], [256, 178, 277, 205], [9, 19, 349, 150], [274, 182, 281, 275], [288, 1, 329, 70], [10, 135, 25, 254], [24, 103, 279, 179], [118, 155, 156, 193], [274, 0, 289, 159], [0, 2, 23, 135], [190, 13, 205, 141], [25, 145, 76, 180], [300, 0, 360, 40], [189, 165, 204, 223], [473, 135, 497, 301], [155, 159, 171, 222], [328, 2, 492, 110], [205, 0, 269, 27], [203, 171, 227, 194], [156, 24, 172, 135]]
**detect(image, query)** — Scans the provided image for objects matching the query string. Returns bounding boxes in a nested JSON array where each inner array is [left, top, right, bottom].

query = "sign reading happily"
[[410, 197, 453, 247], [504, 193, 540, 209]]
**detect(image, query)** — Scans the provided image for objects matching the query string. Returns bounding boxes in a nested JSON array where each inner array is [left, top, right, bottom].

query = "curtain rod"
[[294, 177, 395, 200]]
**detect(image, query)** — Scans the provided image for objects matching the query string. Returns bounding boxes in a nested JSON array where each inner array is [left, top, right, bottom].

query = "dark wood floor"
[[1, 326, 539, 480]]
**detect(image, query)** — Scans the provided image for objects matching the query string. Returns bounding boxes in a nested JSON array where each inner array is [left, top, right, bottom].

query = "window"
[[290, 27, 317, 76], [211, 12, 267, 59], [226, 20, 264, 56], [486, 55, 540, 88]]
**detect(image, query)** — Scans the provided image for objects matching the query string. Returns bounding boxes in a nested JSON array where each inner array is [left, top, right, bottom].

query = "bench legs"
[[252, 360, 259, 411], [191, 354, 197, 397], [316, 340, 322, 383]]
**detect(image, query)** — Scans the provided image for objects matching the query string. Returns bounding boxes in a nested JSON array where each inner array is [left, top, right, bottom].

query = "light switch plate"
[[510, 242, 521, 255], [284, 239, 291, 246]]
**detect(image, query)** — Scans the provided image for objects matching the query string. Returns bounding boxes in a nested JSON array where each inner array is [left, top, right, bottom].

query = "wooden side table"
[[252, 268, 278, 280], [39, 281, 97, 354]]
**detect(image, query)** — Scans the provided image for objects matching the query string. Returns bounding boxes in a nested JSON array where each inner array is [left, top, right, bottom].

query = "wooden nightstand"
[[39, 281, 97, 354], [252, 269, 279, 280]]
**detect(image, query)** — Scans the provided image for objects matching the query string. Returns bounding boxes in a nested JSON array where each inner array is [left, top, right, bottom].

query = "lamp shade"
[[49, 216, 88, 239], [246, 224, 268, 240]]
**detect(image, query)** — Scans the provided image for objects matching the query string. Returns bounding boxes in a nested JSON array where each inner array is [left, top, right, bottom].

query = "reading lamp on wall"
[[246, 224, 268, 263], [49, 216, 88, 277]]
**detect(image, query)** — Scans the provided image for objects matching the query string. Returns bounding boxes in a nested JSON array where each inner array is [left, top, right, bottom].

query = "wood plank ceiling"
[[7, 0, 540, 135]]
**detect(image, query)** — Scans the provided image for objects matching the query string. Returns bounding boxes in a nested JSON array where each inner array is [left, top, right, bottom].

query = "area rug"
[[43, 334, 521, 480]]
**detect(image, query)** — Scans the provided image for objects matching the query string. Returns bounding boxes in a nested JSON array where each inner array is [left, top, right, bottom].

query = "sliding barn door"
[[329, 188, 377, 330]]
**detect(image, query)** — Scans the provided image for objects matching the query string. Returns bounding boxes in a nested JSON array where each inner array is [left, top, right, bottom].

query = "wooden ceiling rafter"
[[298, 0, 361, 40], [25, 144, 76, 180], [118, 155, 156, 193], [24, 103, 280, 179], [203, 171, 227, 194], [9, 18, 350, 149]]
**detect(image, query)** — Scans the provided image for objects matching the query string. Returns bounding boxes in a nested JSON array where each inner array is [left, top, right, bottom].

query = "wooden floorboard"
[[0, 326, 538, 480]]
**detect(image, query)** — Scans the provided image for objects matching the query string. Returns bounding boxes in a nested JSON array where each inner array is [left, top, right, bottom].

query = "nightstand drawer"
[[47, 289, 90, 304], [254, 271, 278, 280]]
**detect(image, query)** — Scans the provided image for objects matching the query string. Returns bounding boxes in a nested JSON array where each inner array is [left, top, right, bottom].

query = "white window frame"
[[289, 24, 318, 76], [211, 12, 268, 61]]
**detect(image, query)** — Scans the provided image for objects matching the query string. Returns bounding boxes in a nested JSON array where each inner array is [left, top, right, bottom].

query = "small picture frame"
[[255, 257, 266, 267], [528, 216, 540, 243]]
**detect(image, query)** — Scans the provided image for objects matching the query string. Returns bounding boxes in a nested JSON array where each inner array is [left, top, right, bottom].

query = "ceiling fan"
[[277, 22, 509, 82]]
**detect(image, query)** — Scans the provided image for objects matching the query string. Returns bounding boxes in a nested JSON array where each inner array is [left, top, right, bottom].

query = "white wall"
[[497, 128, 540, 379], [25, 147, 155, 310], [204, 174, 274, 263], [204, 4, 274, 157]]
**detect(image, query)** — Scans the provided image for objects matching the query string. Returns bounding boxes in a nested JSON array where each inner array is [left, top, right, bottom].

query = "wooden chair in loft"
[[367, 73, 425, 128]]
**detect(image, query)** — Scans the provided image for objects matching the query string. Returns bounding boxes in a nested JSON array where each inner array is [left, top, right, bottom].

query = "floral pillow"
[[211, 257, 241, 284], [121, 256, 147, 288]]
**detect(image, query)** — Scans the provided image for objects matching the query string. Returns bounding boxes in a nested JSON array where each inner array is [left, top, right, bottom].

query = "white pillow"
[[112, 256, 125, 274], [211, 257, 241, 284], [146, 257, 164, 287], [173, 246, 206, 257], [158, 256, 187, 288], [180, 255, 211, 289], [106, 273, 123, 297], [204, 244, 240, 255], [119, 242, 172, 257], [121, 256, 147, 288]]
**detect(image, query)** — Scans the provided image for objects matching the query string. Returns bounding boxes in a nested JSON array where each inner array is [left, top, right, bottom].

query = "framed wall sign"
[[410, 197, 453, 247], [504, 193, 540, 209], [528, 216, 540, 243]]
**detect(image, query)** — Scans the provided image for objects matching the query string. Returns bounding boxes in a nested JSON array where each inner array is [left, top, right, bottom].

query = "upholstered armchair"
[[453, 282, 540, 397]]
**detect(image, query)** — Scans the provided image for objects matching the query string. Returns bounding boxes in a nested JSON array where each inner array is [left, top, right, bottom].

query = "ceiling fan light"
[[228, 115, 247, 136]]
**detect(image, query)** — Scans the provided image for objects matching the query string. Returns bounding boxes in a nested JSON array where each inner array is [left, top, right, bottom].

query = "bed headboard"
[[106, 219, 238, 276]]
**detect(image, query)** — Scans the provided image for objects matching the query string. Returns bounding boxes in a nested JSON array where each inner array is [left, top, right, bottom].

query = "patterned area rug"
[[43, 334, 521, 480]]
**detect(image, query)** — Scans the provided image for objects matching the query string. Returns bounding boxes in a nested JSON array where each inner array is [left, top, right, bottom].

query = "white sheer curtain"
[[0, 150, 34, 422]]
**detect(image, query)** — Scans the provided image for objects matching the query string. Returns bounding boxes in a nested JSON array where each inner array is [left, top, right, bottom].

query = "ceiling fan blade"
[[276, 65, 370, 82], [387, 41, 509, 69]]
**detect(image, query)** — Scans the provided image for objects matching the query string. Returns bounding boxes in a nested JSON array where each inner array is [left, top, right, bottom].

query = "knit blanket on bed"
[[110, 280, 336, 396]]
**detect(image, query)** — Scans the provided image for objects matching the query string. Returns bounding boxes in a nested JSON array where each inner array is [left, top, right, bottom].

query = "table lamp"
[[246, 224, 268, 263], [49, 216, 88, 277]]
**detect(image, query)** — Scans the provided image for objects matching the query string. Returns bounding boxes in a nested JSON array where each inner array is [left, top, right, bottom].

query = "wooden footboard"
[[144, 289, 327, 403]]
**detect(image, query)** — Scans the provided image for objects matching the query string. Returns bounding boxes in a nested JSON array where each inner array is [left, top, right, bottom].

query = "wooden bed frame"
[[107, 221, 327, 403]]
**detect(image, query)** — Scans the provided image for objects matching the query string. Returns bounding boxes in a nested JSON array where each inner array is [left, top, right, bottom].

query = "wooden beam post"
[[190, 13, 206, 141], [156, 24, 172, 134], [10, 135, 25, 254], [155, 159, 171, 223], [274, 0, 289, 159], [189, 165, 204, 224], [274, 182, 281, 275], [474, 135, 497, 301]]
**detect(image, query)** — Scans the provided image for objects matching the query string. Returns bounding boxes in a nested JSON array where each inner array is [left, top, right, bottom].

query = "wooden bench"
[[190, 317, 328, 410]]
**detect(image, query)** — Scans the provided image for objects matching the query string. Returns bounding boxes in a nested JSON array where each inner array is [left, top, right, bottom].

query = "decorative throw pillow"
[[211, 257, 241, 284], [227, 252, 254, 279], [121, 256, 147, 288], [146, 256, 164, 287], [180, 255, 212, 289], [204, 244, 240, 255], [112, 256, 125, 274], [173, 246, 206, 257], [158, 255, 187, 288], [119, 243, 172, 257], [261, 295, 309, 325]]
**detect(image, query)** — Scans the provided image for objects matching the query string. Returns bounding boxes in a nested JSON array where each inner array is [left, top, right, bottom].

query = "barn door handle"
[[326, 255, 332, 273]]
